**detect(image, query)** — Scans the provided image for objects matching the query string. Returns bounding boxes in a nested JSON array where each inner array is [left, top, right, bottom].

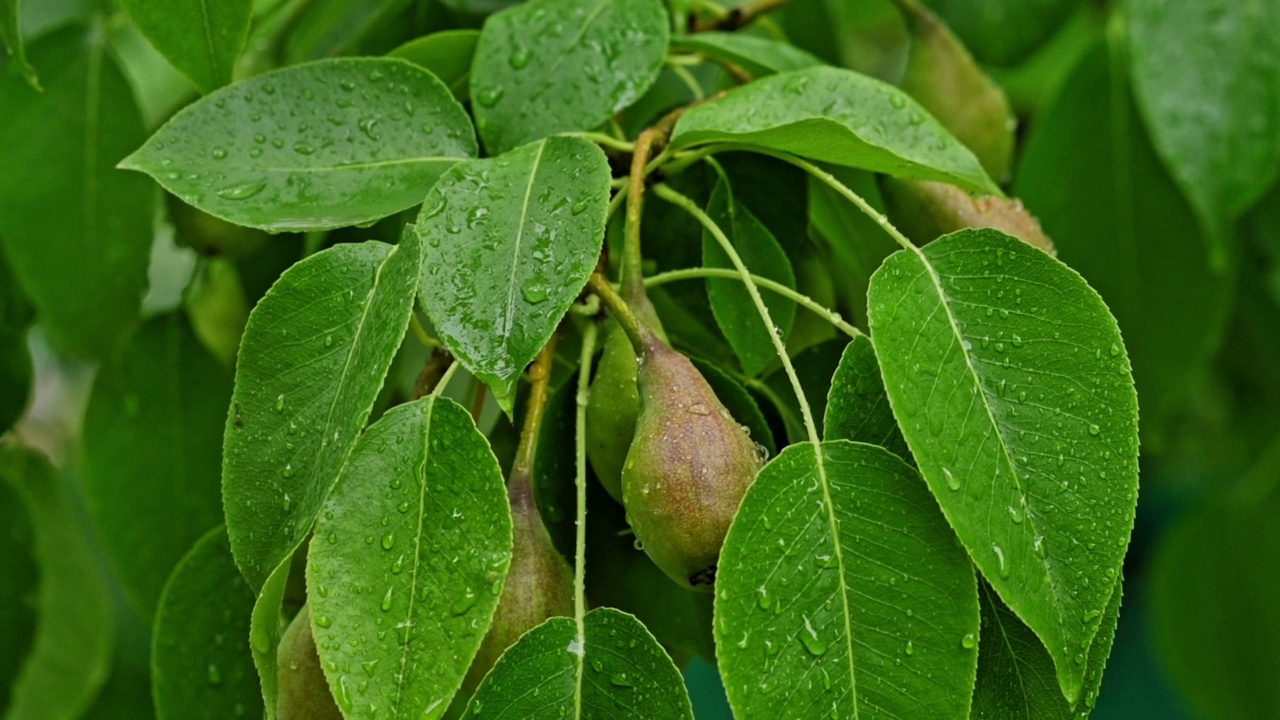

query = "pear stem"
[[622, 129, 662, 298], [587, 272, 650, 353], [513, 332, 560, 480], [572, 321, 599, 654]]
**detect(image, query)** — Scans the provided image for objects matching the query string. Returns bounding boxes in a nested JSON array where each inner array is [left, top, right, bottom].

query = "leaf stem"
[[644, 267, 863, 338], [430, 360, 461, 399], [573, 321, 599, 652], [562, 131, 636, 153], [513, 333, 560, 477], [623, 129, 662, 297], [587, 272, 649, 352], [652, 183, 822, 447]]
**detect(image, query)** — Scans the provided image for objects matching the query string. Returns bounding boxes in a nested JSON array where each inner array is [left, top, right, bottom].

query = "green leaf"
[[152, 526, 263, 720], [120, 57, 477, 232], [703, 175, 797, 376], [0, 25, 153, 358], [715, 440, 979, 718], [389, 30, 479, 102], [866, 228, 1139, 703], [806, 166, 897, 328], [460, 608, 694, 720], [1015, 43, 1233, 442], [824, 334, 909, 460], [671, 66, 999, 195], [1126, 0, 1280, 264], [470, 0, 669, 155], [414, 137, 609, 415], [0, 445, 113, 720], [1, 0, 39, 89], [0, 247, 34, 434], [307, 396, 512, 720], [923, 0, 1082, 67], [0, 474, 39, 708], [83, 313, 231, 617], [762, 338, 847, 445], [972, 578, 1122, 719], [117, 0, 251, 93], [670, 32, 824, 78]]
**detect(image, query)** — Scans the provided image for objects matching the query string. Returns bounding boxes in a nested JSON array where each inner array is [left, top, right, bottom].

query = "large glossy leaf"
[[671, 66, 999, 195], [459, 608, 694, 720], [823, 334, 909, 460], [83, 313, 232, 617], [1126, 0, 1280, 262], [1, 0, 39, 89], [0, 445, 113, 720], [670, 33, 824, 78], [121, 58, 477, 232], [1016, 43, 1233, 443], [715, 440, 979, 719], [867, 228, 1139, 703], [414, 136, 609, 415], [470, 0, 669, 154], [972, 579, 1122, 719], [389, 30, 479, 101], [0, 475, 38, 708], [118, 0, 251, 93], [307, 396, 512, 720], [152, 526, 263, 720], [703, 175, 796, 376], [0, 26, 153, 358], [0, 248, 34, 434]]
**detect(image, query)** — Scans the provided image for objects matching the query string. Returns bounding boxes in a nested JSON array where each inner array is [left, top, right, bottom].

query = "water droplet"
[[756, 586, 773, 610], [992, 545, 1009, 578], [381, 533, 396, 550], [508, 45, 532, 70], [293, 142, 314, 155], [799, 616, 828, 656], [275, 394, 285, 412], [610, 673, 634, 688], [282, 494, 293, 512], [451, 588, 477, 616], [217, 179, 267, 200], [381, 587, 394, 612], [315, 615, 333, 629], [1088, 424, 1101, 436], [522, 283, 548, 304], [207, 663, 222, 685], [889, 93, 906, 109], [476, 87, 504, 107], [282, 464, 294, 479], [944, 467, 960, 491], [904, 640, 914, 656], [211, 147, 227, 160], [961, 633, 976, 649]]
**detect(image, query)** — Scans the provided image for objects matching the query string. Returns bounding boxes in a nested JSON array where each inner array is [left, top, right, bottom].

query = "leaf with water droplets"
[[120, 57, 476, 232], [222, 236, 421, 711], [307, 396, 512, 720], [83, 313, 231, 618], [414, 136, 609, 415], [152, 526, 263, 720], [669, 32, 824, 78], [866, 228, 1138, 703], [972, 578, 1121, 719], [824, 334, 909, 461], [470, 0, 669, 154], [460, 608, 693, 719], [716, 440, 979, 719], [117, 0, 251, 93], [389, 30, 479, 102], [671, 66, 999, 195]]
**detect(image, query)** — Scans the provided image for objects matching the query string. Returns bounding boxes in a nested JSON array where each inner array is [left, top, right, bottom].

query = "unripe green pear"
[[882, 177, 1056, 255], [277, 604, 343, 720], [464, 469, 573, 691], [622, 333, 763, 590]]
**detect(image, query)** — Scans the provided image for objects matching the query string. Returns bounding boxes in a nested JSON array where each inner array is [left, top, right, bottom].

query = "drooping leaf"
[[0, 475, 39, 708], [120, 57, 477, 232], [923, 0, 1082, 67], [1, 0, 39, 89], [83, 313, 231, 617], [824, 334, 909, 460], [307, 396, 512, 720], [972, 579, 1122, 719], [152, 526, 263, 720], [702, 175, 797, 376], [715, 440, 979, 719], [0, 247, 34, 434], [389, 30, 479, 102], [470, 0, 669, 154], [1016, 43, 1233, 443], [414, 136, 609, 415], [867, 228, 1139, 703], [0, 445, 113, 720], [806, 166, 897, 328], [670, 33, 824, 78], [117, 0, 251, 93], [284, 0, 412, 61], [0, 25, 153, 359], [1125, 0, 1280, 264], [671, 66, 999, 195], [460, 608, 694, 720]]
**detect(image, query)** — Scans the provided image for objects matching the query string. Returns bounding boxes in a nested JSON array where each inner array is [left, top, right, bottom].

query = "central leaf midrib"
[[810, 443, 861, 719], [501, 139, 548, 345], [393, 395, 439, 715]]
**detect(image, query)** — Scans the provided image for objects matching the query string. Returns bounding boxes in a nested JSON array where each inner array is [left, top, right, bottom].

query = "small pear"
[[622, 334, 763, 590], [277, 604, 343, 720], [464, 469, 573, 691], [882, 177, 1056, 255]]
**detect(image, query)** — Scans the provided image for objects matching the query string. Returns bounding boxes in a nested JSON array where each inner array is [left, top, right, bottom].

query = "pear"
[[622, 333, 763, 590], [277, 604, 343, 720], [882, 177, 1055, 255]]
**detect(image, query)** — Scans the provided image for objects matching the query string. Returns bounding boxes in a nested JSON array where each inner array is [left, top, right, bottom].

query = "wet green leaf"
[[121, 58, 476, 232], [702, 175, 796, 376], [670, 33, 823, 78], [0, 25, 153, 358], [0, 445, 113, 720], [715, 440, 979, 719], [389, 30, 479, 102], [671, 66, 999, 195], [83, 313, 232, 617], [1126, 0, 1280, 264], [118, 0, 251, 93], [823, 334, 909, 460], [1016, 43, 1233, 441], [460, 608, 694, 720], [867, 228, 1138, 703], [307, 396, 512, 720], [152, 526, 263, 720], [414, 136, 609, 415], [471, 0, 669, 154]]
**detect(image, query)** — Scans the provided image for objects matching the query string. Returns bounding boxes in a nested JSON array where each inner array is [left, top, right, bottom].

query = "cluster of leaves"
[[1, 0, 1277, 719]]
